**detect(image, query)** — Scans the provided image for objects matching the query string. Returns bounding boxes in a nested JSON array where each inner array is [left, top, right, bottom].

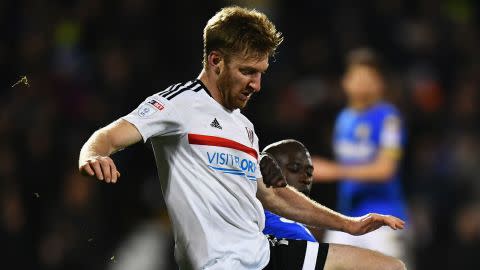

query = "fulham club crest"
[[245, 127, 254, 146]]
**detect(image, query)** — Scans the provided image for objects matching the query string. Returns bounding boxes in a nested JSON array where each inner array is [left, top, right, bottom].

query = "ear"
[[207, 51, 224, 75]]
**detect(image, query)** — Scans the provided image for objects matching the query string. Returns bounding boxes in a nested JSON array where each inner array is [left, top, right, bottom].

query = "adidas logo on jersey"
[[210, 118, 222, 130]]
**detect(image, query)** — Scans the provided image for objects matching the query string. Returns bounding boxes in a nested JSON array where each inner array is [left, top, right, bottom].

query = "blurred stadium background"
[[1, 0, 480, 269]]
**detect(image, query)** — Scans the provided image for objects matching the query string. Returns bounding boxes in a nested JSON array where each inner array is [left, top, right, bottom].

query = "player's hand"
[[259, 152, 287, 188], [346, 213, 405, 236], [79, 156, 121, 183]]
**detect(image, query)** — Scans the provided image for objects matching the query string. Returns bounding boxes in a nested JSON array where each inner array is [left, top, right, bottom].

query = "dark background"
[[1, 0, 480, 269]]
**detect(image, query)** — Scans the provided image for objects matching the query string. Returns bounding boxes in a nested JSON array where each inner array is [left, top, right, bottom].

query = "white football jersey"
[[122, 79, 269, 270]]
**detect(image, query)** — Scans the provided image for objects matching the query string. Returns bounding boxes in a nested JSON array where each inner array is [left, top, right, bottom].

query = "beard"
[[217, 69, 250, 110]]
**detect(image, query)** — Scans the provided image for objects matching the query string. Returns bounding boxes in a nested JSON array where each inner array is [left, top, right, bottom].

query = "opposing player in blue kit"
[[313, 48, 409, 264], [263, 140, 406, 270]]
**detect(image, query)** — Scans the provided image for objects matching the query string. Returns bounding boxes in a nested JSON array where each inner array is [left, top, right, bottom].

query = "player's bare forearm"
[[258, 181, 351, 232], [313, 151, 398, 183], [79, 129, 115, 162], [78, 119, 142, 183], [257, 180, 405, 235]]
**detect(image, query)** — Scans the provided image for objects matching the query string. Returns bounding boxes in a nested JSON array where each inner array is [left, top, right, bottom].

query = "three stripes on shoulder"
[[158, 80, 203, 100]]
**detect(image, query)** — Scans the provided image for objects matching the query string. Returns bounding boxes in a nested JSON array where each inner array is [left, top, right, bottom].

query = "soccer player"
[[313, 48, 409, 262], [263, 139, 406, 270], [79, 7, 405, 270]]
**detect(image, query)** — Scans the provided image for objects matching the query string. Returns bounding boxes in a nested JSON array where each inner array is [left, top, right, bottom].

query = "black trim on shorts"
[[317, 243, 329, 269], [264, 235, 329, 270]]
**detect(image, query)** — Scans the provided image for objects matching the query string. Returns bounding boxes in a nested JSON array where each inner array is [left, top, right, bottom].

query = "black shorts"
[[263, 236, 329, 270]]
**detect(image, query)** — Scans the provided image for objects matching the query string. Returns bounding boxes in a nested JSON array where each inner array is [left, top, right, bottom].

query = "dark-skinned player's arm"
[[312, 149, 399, 183], [306, 226, 325, 242], [257, 155, 405, 235], [79, 119, 142, 183]]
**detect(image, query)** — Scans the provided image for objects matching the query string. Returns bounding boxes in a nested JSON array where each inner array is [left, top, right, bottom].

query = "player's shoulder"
[[336, 107, 354, 123], [370, 102, 403, 133], [372, 102, 401, 117], [154, 79, 206, 105]]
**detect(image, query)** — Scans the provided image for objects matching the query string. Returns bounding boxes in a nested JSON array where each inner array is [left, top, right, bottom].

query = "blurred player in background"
[[79, 7, 405, 269], [263, 139, 406, 270], [313, 48, 409, 264]]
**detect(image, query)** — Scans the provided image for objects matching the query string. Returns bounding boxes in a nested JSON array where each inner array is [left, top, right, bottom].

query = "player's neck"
[[349, 97, 381, 111], [198, 69, 228, 109]]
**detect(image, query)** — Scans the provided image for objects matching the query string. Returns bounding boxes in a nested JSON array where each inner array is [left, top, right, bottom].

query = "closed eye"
[[240, 68, 258, 75], [286, 163, 300, 173]]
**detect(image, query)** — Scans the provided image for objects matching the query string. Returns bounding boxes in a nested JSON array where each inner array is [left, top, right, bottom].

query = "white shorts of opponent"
[[324, 226, 412, 268]]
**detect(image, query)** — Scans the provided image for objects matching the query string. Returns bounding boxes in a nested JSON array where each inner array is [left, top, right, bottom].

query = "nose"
[[248, 73, 261, 92], [299, 173, 313, 186]]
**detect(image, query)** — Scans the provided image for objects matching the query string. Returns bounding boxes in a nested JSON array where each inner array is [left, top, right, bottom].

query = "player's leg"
[[360, 226, 411, 267], [325, 227, 411, 268], [323, 243, 406, 270]]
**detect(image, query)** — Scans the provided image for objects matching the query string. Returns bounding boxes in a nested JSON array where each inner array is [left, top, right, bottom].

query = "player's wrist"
[[340, 216, 355, 234], [79, 153, 94, 166]]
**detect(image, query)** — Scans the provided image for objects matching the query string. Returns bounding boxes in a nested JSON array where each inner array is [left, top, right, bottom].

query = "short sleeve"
[[122, 94, 185, 142], [379, 113, 403, 154]]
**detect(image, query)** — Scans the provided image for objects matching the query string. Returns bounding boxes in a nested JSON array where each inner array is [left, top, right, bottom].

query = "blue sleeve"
[[377, 104, 405, 150]]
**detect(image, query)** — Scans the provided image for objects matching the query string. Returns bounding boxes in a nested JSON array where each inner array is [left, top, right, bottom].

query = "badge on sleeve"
[[137, 99, 165, 118], [148, 99, 165, 111]]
